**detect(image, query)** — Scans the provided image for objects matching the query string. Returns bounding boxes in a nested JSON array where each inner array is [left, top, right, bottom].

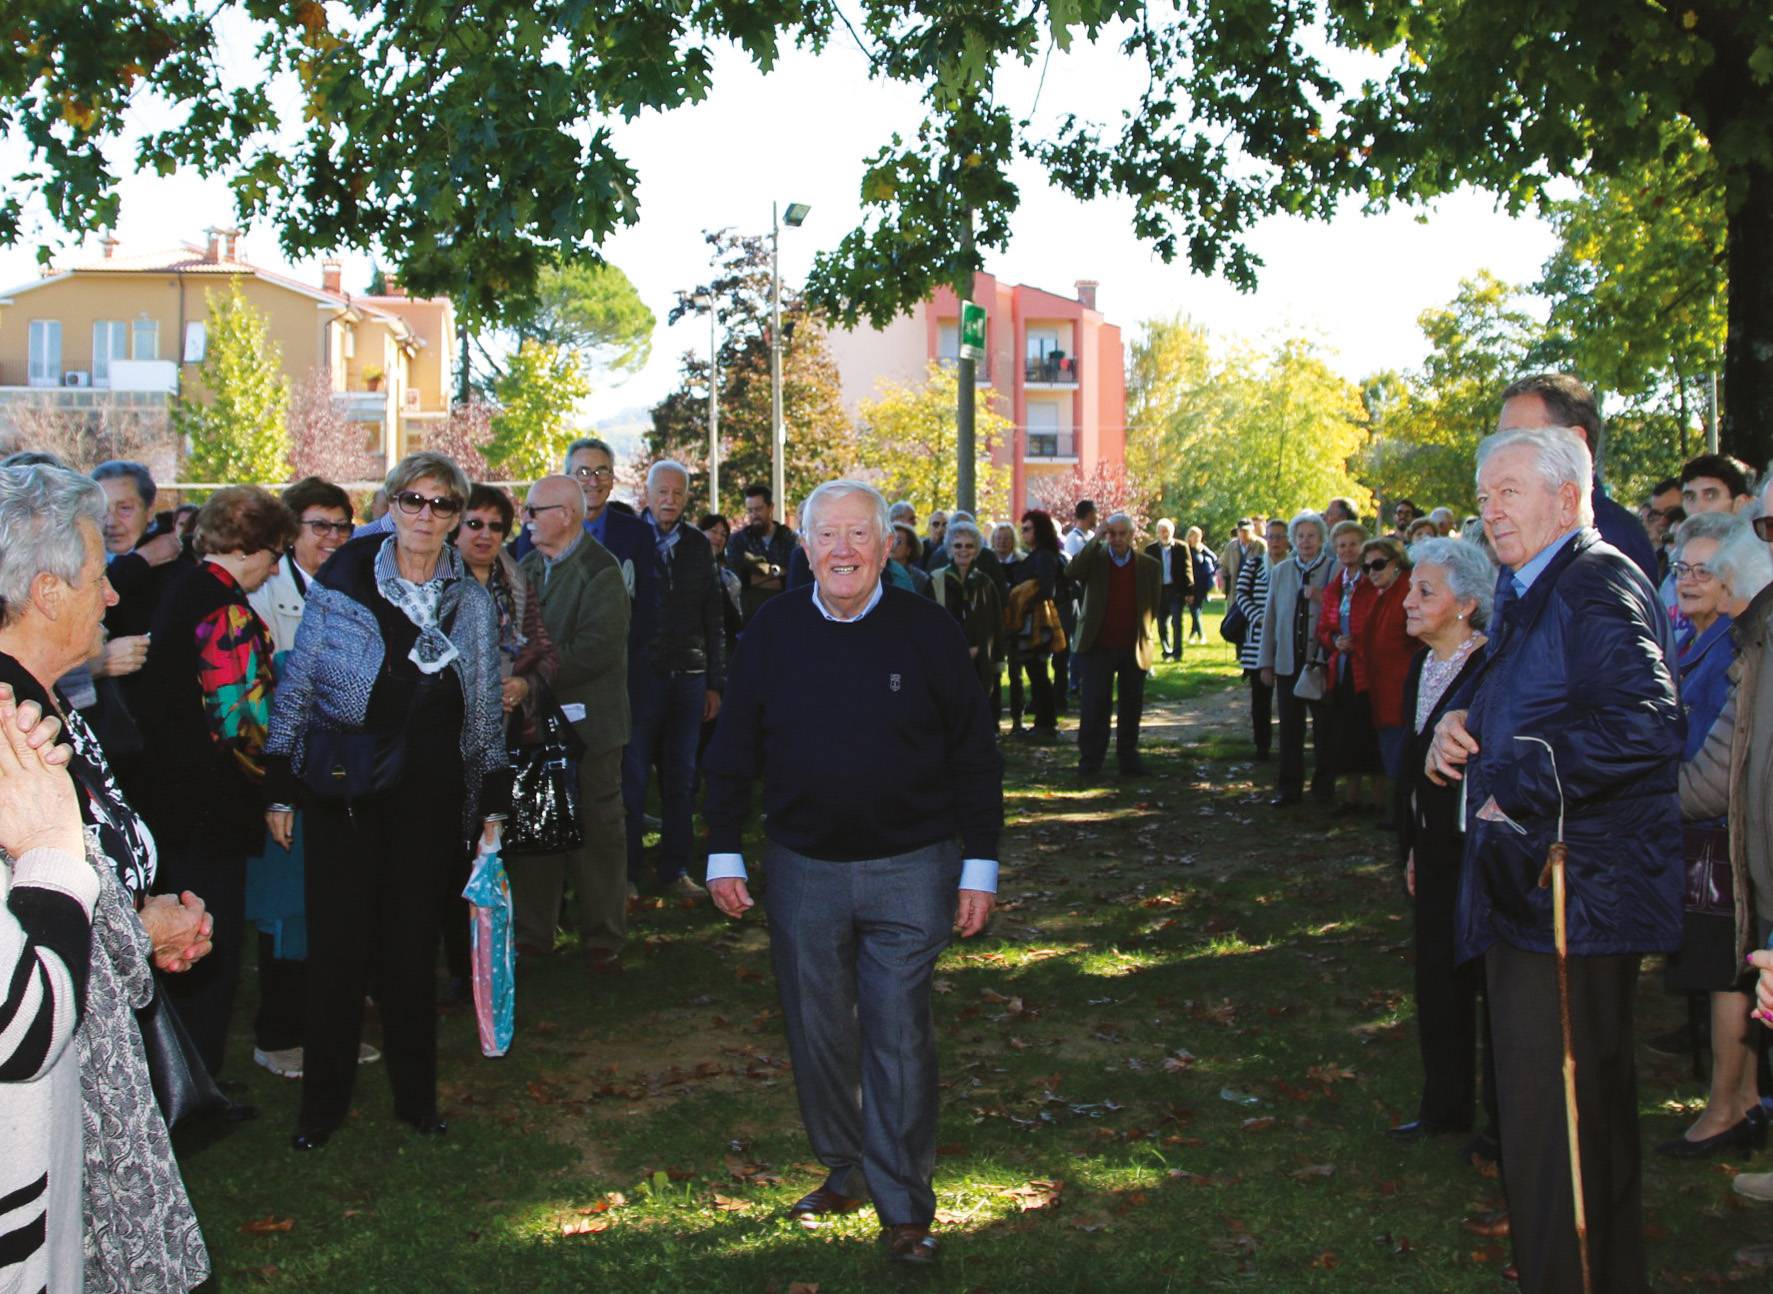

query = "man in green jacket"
[[1070, 515, 1161, 778], [515, 475, 632, 971]]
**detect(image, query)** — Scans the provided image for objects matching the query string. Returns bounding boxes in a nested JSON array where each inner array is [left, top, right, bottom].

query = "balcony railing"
[[1026, 431, 1077, 459], [1024, 353, 1079, 385]]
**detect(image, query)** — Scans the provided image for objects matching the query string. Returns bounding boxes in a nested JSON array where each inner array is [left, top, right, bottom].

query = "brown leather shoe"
[[1460, 1209, 1510, 1238], [785, 1187, 865, 1220], [882, 1224, 938, 1263]]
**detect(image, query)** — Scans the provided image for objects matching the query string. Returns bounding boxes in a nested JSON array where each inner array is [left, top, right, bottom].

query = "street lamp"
[[696, 291, 721, 514], [771, 200, 810, 514]]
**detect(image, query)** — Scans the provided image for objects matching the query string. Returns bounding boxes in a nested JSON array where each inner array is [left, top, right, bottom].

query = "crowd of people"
[[7, 367, 1773, 1287]]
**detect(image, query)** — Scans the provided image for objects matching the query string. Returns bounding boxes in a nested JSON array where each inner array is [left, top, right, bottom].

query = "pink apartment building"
[[826, 272, 1126, 510]]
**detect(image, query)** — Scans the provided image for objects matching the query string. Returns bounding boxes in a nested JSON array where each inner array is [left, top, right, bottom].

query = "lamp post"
[[698, 292, 721, 514], [771, 200, 810, 513]]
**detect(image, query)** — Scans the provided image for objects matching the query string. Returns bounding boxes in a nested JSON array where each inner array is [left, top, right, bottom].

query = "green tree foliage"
[[852, 362, 1013, 520], [482, 341, 589, 481], [648, 230, 855, 515], [175, 284, 290, 485], [468, 260, 655, 395], [1361, 274, 1541, 516], [1127, 320, 1371, 541], [1533, 123, 1726, 470]]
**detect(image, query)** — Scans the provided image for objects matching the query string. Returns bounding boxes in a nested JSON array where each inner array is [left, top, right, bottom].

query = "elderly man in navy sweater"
[[703, 479, 1001, 1265]]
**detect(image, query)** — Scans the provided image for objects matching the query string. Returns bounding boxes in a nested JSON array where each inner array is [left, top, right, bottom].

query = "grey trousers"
[[764, 838, 962, 1227], [507, 748, 628, 956]]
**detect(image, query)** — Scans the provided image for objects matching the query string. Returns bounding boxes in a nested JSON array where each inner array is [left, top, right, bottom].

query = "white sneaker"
[[253, 1046, 303, 1079], [358, 1043, 382, 1065], [1733, 1171, 1773, 1203], [625, 881, 640, 902]]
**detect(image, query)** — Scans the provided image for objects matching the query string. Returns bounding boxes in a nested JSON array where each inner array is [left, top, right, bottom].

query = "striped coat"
[[1235, 550, 1270, 672], [1, 842, 102, 1294]]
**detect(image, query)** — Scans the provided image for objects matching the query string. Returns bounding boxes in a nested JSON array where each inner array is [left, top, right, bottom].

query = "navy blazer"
[[1455, 528, 1682, 963]]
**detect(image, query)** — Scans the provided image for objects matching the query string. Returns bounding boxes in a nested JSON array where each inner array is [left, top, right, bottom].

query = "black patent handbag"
[[503, 687, 586, 856]]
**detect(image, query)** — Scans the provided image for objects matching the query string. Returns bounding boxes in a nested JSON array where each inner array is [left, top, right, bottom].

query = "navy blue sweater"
[[702, 585, 1003, 861]]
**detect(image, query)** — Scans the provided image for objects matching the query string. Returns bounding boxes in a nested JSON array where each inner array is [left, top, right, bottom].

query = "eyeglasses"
[[522, 504, 564, 520], [1361, 558, 1392, 573], [461, 517, 509, 534], [395, 491, 462, 517], [1755, 517, 1773, 543], [571, 465, 615, 482], [300, 519, 355, 538], [1672, 561, 1716, 583]]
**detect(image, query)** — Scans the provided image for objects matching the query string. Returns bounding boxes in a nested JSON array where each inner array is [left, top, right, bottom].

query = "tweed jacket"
[[1257, 552, 1332, 676], [1069, 536, 1162, 670], [263, 535, 508, 835], [519, 535, 631, 758]]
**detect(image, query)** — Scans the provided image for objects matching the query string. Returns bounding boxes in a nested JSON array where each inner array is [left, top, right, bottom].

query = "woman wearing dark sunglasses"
[[262, 452, 512, 1150]]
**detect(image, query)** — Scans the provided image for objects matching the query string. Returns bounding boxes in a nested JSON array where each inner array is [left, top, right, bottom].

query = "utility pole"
[[956, 204, 976, 515], [1707, 371, 1721, 454], [770, 201, 784, 513], [708, 298, 720, 514]]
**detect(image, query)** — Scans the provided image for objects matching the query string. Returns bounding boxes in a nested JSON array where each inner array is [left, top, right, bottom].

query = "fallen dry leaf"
[[1289, 1163, 1335, 1181], [1002, 1178, 1064, 1212], [561, 1217, 611, 1236], [1241, 1116, 1276, 1132], [710, 1193, 747, 1212], [239, 1217, 294, 1234], [786, 1283, 821, 1294]]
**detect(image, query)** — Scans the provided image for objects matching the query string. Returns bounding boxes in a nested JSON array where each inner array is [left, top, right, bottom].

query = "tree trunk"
[[1721, 159, 1773, 471]]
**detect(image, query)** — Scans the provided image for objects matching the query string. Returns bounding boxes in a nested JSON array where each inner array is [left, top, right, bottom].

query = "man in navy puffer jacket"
[[1430, 427, 1681, 1294]]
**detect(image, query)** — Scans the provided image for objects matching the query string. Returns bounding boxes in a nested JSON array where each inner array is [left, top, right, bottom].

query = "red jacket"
[[1359, 571, 1418, 728], [1315, 565, 1378, 690]]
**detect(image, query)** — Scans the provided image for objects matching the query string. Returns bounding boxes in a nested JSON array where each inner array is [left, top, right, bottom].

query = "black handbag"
[[1683, 824, 1732, 917], [300, 725, 409, 802], [136, 979, 229, 1128], [503, 690, 586, 856], [1220, 600, 1249, 647]]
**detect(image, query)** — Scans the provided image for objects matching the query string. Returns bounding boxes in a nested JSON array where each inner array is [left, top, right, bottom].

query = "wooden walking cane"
[[1518, 736, 1592, 1294]]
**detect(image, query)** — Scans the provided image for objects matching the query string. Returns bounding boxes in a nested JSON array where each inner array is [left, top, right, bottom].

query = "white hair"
[[1676, 511, 1773, 603], [888, 499, 916, 522], [1154, 518, 1175, 537], [801, 479, 891, 544], [1104, 512, 1133, 530], [1475, 427, 1595, 527], [646, 459, 690, 489], [1408, 536, 1497, 624], [1287, 510, 1327, 548], [1427, 506, 1456, 528], [0, 466, 108, 627], [946, 520, 983, 547]]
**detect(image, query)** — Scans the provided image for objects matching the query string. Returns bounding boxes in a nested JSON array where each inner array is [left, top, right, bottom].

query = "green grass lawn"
[[177, 617, 1766, 1291]]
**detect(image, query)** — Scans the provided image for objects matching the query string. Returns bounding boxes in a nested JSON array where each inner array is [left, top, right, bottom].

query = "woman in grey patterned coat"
[[0, 465, 209, 1293], [263, 452, 510, 1151]]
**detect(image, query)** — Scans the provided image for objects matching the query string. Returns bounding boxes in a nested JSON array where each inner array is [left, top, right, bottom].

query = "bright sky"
[[0, 23, 1559, 424]]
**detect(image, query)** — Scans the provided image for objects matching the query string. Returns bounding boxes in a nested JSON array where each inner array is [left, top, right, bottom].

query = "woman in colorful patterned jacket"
[[131, 486, 295, 1083]]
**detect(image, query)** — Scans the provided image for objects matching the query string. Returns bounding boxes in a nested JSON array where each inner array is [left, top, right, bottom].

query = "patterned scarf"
[[375, 536, 461, 675], [485, 556, 523, 660]]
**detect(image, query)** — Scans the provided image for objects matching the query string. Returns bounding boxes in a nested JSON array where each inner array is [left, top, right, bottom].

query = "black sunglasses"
[[1755, 517, 1773, 543], [461, 517, 509, 534], [300, 518, 355, 538], [1361, 557, 1392, 573], [395, 491, 462, 517]]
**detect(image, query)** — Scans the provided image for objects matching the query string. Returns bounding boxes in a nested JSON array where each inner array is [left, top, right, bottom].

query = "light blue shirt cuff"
[[706, 852, 748, 883], [705, 853, 998, 893], [960, 858, 998, 893]]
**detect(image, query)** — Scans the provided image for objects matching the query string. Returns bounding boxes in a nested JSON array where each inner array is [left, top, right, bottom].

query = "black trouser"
[[1158, 588, 1185, 659], [1024, 652, 1056, 729], [156, 843, 247, 1079], [1413, 850, 1492, 1129], [299, 783, 462, 1132], [1078, 647, 1145, 771], [1187, 597, 1204, 638], [255, 931, 306, 1052], [1486, 942, 1645, 1294], [1274, 671, 1329, 800], [1244, 668, 1273, 757]]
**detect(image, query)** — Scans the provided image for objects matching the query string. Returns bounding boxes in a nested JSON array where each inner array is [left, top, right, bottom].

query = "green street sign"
[[958, 301, 986, 362]]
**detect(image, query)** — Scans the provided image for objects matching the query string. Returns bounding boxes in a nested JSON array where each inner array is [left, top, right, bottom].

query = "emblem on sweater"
[[889, 673, 902, 692]]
